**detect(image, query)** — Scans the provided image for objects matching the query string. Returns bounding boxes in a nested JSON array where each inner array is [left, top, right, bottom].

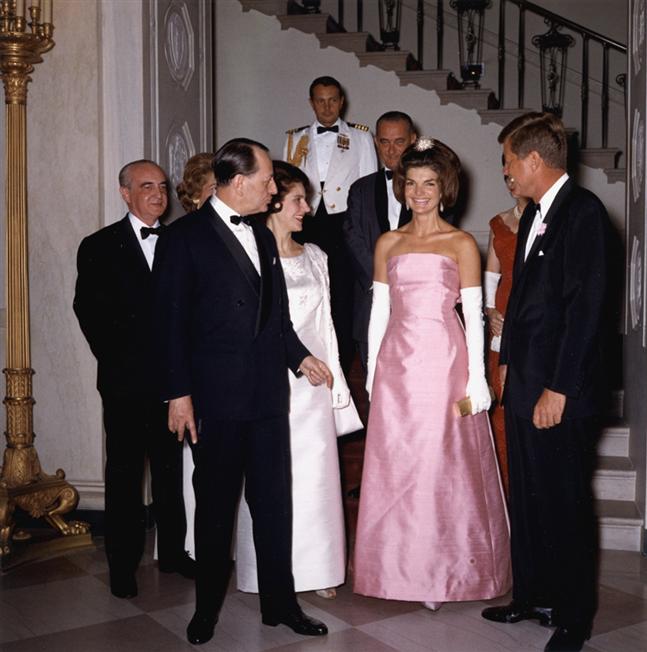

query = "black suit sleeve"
[[548, 197, 608, 397], [152, 226, 195, 401], [73, 236, 116, 361], [343, 179, 374, 291]]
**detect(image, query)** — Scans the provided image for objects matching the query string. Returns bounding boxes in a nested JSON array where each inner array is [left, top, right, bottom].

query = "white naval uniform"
[[283, 118, 377, 214]]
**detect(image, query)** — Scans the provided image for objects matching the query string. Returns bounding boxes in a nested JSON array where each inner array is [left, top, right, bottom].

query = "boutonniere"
[[337, 134, 350, 151], [536, 222, 547, 236]]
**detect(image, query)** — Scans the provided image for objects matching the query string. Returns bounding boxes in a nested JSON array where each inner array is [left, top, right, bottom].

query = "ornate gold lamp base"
[[0, 2, 93, 569], [0, 471, 92, 571]]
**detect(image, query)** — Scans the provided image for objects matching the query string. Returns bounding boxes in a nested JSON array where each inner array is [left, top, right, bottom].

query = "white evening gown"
[[236, 243, 357, 592]]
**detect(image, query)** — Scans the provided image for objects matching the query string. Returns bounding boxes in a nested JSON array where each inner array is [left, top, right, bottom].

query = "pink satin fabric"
[[354, 253, 511, 602]]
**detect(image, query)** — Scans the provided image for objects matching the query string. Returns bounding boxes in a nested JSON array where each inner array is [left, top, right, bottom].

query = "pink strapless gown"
[[354, 253, 511, 602]]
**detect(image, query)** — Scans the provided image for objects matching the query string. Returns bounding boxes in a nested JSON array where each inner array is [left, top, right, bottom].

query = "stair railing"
[[289, 0, 627, 154]]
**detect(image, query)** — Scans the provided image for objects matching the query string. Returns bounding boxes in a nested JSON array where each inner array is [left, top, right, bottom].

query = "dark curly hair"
[[268, 160, 312, 214]]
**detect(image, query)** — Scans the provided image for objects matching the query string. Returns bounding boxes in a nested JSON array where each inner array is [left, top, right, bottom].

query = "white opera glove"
[[461, 286, 491, 414], [366, 281, 390, 401], [484, 271, 501, 309], [484, 271, 502, 353]]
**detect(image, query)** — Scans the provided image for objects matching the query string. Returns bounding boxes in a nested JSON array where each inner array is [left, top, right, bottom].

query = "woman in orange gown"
[[484, 175, 528, 496]]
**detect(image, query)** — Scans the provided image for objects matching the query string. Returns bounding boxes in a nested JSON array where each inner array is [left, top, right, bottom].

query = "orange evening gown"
[[487, 214, 517, 496]]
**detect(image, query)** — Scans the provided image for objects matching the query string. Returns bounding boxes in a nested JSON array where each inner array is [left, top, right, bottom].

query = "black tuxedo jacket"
[[343, 169, 411, 342], [74, 216, 158, 400], [500, 178, 610, 419], [152, 201, 309, 422]]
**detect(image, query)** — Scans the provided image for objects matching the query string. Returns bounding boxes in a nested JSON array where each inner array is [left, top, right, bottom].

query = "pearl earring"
[[440, 201, 444, 213]]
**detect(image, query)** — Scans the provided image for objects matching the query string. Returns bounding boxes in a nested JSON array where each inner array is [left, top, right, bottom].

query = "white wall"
[[0, 0, 146, 510], [217, 1, 625, 248]]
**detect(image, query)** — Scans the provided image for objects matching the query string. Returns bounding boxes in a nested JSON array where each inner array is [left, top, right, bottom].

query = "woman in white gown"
[[235, 161, 361, 598], [182, 162, 361, 595]]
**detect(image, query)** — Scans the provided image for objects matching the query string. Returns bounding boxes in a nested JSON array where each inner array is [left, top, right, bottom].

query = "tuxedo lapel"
[[205, 204, 260, 296], [253, 225, 273, 336], [118, 216, 151, 279], [514, 202, 536, 277], [374, 171, 390, 234], [525, 179, 573, 263]]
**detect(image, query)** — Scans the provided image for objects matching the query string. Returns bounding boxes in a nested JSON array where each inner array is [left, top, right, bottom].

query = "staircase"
[[236, 0, 641, 551], [241, 0, 626, 185], [596, 395, 643, 551]]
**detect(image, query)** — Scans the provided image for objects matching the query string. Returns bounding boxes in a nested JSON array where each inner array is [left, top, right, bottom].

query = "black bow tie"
[[140, 225, 164, 239], [317, 125, 339, 134], [230, 214, 252, 226], [532, 203, 542, 216], [385, 169, 394, 181]]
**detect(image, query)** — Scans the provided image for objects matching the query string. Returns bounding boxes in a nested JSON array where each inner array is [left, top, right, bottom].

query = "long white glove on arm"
[[484, 270, 502, 352], [460, 286, 491, 414], [366, 281, 390, 401]]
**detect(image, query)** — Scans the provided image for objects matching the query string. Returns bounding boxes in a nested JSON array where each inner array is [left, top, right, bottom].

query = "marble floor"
[[1, 534, 646, 652]]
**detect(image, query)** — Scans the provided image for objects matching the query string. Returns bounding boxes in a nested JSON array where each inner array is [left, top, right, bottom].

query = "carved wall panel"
[[145, 0, 213, 218]]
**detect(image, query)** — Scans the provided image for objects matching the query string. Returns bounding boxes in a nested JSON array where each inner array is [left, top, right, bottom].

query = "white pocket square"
[[538, 250, 545, 257]]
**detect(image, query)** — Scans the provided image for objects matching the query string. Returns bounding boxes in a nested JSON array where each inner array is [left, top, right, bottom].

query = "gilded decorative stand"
[[0, 0, 90, 569]]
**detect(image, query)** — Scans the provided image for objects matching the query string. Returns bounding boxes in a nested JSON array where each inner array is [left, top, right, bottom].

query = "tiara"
[[414, 137, 434, 152]]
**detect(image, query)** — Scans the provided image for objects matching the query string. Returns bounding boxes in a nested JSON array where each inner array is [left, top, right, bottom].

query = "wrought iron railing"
[[288, 0, 627, 156]]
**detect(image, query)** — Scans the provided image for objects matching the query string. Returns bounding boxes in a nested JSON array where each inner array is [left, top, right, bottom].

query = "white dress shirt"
[[524, 172, 569, 260], [211, 195, 260, 274], [313, 119, 341, 182], [128, 212, 160, 270], [385, 169, 402, 231]]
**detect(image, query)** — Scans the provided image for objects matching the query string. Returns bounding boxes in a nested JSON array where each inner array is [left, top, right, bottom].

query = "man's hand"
[[169, 395, 198, 444], [486, 307, 504, 337], [299, 355, 333, 388], [499, 364, 507, 393], [533, 389, 566, 429]]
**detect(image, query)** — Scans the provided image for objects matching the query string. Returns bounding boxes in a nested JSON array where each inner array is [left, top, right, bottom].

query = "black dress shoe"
[[262, 609, 328, 636], [159, 551, 196, 579], [545, 626, 590, 652], [482, 602, 555, 626], [109, 572, 137, 599], [187, 612, 217, 645]]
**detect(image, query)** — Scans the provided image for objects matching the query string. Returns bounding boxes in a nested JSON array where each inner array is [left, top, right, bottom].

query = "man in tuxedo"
[[481, 113, 610, 652], [343, 111, 416, 368], [73, 160, 192, 599], [284, 76, 377, 373], [153, 139, 333, 645]]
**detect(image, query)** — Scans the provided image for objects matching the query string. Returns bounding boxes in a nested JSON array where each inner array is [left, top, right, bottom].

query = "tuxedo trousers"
[[190, 414, 298, 618], [296, 202, 355, 374], [505, 411, 599, 631], [102, 395, 186, 574]]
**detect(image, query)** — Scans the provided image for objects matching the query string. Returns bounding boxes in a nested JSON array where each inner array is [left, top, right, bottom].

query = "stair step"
[[478, 107, 535, 127], [594, 456, 636, 501], [596, 499, 643, 551], [604, 167, 626, 184], [437, 88, 497, 111], [240, 0, 286, 15], [317, 32, 369, 53], [357, 51, 415, 73], [397, 69, 458, 91], [579, 147, 621, 169], [598, 425, 629, 457], [278, 13, 331, 34]]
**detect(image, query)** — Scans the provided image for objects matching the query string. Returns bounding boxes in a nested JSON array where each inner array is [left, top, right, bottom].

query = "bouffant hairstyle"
[[394, 138, 461, 209], [269, 160, 312, 214], [176, 152, 215, 212], [498, 111, 567, 170]]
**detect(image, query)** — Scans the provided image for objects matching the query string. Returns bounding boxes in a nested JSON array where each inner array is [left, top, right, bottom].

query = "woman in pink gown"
[[354, 138, 511, 607]]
